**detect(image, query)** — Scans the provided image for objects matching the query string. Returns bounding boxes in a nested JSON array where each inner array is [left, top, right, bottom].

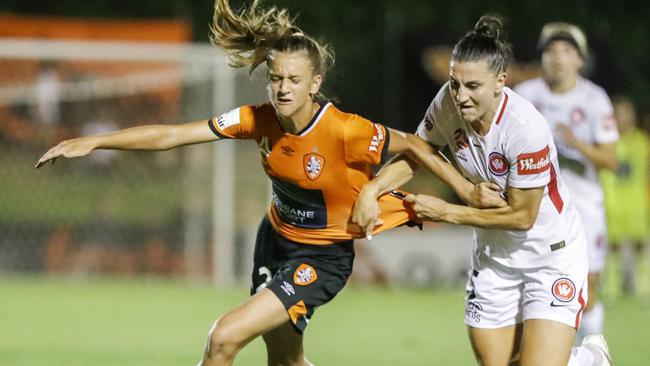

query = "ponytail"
[[451, 15, 513, 74]]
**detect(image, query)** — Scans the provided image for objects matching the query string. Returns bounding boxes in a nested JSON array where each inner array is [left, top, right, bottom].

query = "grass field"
[[1, 276, 649, 365]]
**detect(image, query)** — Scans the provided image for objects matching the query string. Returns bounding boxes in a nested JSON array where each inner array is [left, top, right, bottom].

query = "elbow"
[[158, 126, 180, 150], [512, 214, 536, 231], [517, 220, 535, 231], [605, 158, 619, 172]]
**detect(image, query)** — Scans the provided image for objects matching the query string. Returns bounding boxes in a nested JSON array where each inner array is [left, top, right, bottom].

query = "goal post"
[[0, 37, 269, 285]]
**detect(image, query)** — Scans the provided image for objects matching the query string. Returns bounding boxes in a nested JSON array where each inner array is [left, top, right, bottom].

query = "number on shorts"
[[255, 266, 272, 293]]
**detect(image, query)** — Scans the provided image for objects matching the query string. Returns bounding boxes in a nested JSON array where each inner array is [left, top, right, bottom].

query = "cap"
[[538, 22, 588, 59]]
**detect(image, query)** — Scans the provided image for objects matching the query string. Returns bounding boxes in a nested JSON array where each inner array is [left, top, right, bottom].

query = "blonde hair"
[[210, 0, 334, 79]]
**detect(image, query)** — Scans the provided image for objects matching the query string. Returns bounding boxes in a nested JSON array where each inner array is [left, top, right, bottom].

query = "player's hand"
[[467, 182, 507, 208], [351, 188, 384, 240], [258, 136, 271, 169], [556, 124, 578, 148], [404, 194, 447, 222], [35, 137, 97, 168]]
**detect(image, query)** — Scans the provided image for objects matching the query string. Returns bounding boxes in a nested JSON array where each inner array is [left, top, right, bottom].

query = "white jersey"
[[416, 84, 584, 268], [514, 77, 618, 209]]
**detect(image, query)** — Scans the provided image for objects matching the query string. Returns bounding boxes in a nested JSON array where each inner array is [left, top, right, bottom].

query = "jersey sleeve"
[[591, 89, 619, 144], [414, 89, 448, 147], [506, 119, 553, 189], [343, 114, 390, 165], [207, 105, 256, 139]]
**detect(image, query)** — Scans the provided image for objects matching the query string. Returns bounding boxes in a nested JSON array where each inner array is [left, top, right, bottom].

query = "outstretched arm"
[[36, 119, 218, 168]]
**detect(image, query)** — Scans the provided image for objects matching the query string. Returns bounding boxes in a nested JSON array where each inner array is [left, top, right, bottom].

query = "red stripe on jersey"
[[548, 164, 564, 213], [495, 93, 509, 125], [575, 287, 586, 329]]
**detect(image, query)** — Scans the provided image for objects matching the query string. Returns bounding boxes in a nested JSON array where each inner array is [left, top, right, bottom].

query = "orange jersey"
[[208, 102, 416, 245]]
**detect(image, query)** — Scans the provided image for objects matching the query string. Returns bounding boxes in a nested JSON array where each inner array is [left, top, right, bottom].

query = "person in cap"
[[515, 21, 619, 345]]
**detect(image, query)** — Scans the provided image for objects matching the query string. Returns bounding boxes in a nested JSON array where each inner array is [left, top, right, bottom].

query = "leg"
[[621, 241, 637, 295], [579, 227, 607, 340], [584, 273, 601, 312], [467, 324, 522, 366], [199, 288, 289, 366], [518, 319, 575, 366], [637, 239, 650, 297], [579, 272, 604, 339], [263, 322, 313, 366]]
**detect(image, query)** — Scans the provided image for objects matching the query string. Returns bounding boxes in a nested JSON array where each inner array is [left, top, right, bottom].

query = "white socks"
[[578, 301, 604, 341], [567, 345, 595, 366]]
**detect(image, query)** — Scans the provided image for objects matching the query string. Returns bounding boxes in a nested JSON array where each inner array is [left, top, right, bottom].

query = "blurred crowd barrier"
[[0, 38, 272, 281]]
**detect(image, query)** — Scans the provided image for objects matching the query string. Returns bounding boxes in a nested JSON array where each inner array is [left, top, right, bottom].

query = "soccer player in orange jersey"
[[36, 1, 503, 365]]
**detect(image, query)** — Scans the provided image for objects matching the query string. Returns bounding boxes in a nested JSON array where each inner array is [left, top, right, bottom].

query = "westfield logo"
[[517, 146, 551, 175]]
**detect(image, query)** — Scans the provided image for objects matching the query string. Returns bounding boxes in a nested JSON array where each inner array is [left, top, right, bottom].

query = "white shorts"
[[575, 204, 608, 273], [464, 245, 588, 329]]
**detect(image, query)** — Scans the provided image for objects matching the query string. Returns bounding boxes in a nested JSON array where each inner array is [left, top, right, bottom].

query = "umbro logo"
[[281, 145, 295, 156]]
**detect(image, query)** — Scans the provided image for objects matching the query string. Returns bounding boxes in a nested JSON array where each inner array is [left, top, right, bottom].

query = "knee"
[[205, 318, 246, 361]]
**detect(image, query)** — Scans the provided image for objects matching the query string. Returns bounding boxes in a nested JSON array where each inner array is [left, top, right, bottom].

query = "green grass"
[[0, 276, 648, 365]]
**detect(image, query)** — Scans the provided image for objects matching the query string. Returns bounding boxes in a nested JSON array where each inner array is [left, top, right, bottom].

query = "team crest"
[[488, 152, 509, 176], [303, 153, 325, 180], [293, 263, 318, 286], [552, 278, 576, 302], [570, 107, 585, 124]]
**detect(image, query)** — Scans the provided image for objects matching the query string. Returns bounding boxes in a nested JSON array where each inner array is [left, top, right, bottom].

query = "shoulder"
[[250, 103, 276, 118], [513, 77, 545, 97], [502, 89, 550, 134], [433, 82, 455, 108], [320, 103, 373, 134], [325, 103, 361, 123], [579, 78, 612, 106], [425, 82, 457, 122]]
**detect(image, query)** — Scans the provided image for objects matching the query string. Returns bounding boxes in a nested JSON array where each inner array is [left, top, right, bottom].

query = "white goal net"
[[0, 37, 270, 285]]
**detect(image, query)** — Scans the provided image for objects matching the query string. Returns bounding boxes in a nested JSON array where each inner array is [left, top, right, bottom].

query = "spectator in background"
[[515, 22, 619, 342], [600, 96, 650, 296], [33, 60, 62, 126], [32, 60, 63, 146]]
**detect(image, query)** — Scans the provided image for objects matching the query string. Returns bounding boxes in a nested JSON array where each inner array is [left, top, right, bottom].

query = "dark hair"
[[451, 15, 513, 74]]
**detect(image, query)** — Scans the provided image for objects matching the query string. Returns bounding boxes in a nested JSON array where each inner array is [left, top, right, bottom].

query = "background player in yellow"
[[601, 96, 650, 297]]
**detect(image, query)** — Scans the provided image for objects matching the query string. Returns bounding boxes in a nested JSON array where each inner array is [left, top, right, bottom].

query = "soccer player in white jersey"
[[353, 15, 612, 366], [515, 22, 619, 342]]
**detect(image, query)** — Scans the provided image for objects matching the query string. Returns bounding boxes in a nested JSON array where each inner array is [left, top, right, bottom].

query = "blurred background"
[[0, 1, 649, 365]]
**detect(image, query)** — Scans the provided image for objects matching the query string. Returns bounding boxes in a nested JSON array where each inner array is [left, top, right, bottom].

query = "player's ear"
[[495, 72, 507, 94], [310, 74, 323, 96]]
